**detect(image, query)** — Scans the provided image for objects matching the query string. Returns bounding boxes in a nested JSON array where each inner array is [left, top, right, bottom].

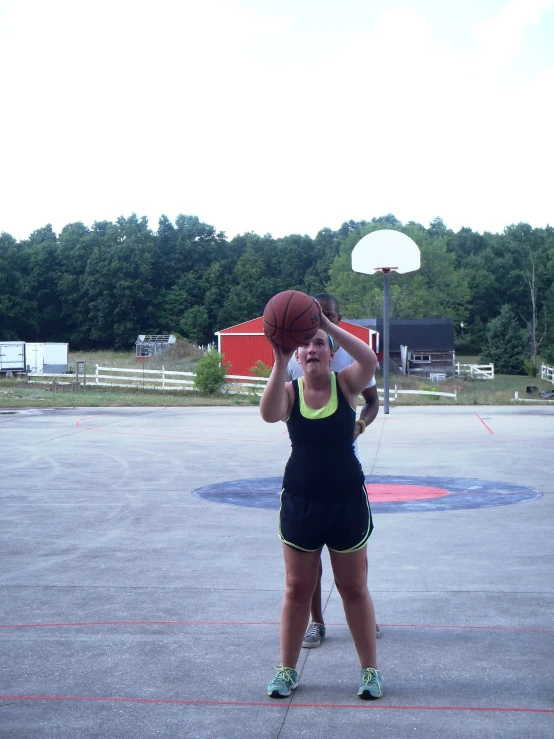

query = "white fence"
[[28, 366, 269, 396], [455, 363, 494, 380], [541, 363, 554, 384], [384, 386, 457, 400], [27, 366, 457, 400]]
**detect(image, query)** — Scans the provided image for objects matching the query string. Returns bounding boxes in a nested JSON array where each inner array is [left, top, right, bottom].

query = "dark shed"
[[346, 318, 455, 377]]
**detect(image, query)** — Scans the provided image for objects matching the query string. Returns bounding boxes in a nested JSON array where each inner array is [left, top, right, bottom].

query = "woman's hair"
[[295, 331, 335, 357]]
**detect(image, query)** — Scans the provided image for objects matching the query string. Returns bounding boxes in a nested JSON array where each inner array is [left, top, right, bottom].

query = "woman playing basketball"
[[260, 309, 382, 700]]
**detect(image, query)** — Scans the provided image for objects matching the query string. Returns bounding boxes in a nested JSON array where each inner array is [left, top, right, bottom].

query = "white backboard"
[[351, 229, 420, 274]]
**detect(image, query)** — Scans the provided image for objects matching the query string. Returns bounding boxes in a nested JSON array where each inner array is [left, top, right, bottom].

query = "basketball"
[[263, 290, 321, 349]]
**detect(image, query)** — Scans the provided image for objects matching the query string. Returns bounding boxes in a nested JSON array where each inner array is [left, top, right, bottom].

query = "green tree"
[[303, 227, 342, 295], [85, 215, 155, 349], [24, 225, 64, 341], [0, 232, 38, 339], [180, 306, 210, 345], [480, 305, 526, 375], [56, 222, 97, 347]]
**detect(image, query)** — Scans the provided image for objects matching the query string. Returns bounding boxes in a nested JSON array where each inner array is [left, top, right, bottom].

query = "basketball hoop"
[[351, 230, 421, 414]]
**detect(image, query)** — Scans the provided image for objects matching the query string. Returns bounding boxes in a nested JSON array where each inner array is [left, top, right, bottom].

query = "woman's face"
[[295, 329, 334, 373]]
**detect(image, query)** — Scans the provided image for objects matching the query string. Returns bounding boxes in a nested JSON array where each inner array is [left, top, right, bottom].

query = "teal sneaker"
[[358, 667, 383, 699], [267, 665, 299, 698]]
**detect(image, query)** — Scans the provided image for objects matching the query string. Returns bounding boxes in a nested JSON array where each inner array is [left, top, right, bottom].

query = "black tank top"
[[283, 372, 365, 500]]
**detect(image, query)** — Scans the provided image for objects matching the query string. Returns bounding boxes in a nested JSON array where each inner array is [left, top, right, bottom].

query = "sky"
[[0, 0, 553, 241]]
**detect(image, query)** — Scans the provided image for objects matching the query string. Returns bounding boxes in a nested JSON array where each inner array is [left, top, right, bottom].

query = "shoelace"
[[274, 665, 296, 686], [360, 668, 379, 686], [305, 623, 322, 638]]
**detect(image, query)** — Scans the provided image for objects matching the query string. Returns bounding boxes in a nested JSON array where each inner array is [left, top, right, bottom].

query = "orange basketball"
[[263, 290, 321, 350]]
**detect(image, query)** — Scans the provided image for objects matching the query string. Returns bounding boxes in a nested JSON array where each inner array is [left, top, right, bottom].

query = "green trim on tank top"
[[298, 372, 338, 419]]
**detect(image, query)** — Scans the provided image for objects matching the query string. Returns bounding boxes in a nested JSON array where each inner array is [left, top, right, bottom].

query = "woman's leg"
[[281, 544, 322, 667], [329, 545, 377, 668]]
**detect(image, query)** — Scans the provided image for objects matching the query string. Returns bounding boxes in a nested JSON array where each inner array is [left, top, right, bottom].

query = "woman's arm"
[[320, 312, 377, 396], [259, 343, 296, 423]]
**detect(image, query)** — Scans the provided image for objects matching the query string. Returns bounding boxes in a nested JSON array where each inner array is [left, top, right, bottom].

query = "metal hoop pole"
[[383, 270, 390, 414]]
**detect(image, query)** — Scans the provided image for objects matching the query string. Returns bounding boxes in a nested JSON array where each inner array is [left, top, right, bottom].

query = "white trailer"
[[25, 343, 69, 374], [0, 341, 27, 374]]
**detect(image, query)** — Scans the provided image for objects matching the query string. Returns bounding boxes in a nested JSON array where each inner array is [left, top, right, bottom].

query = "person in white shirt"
[[286, 294, 381, 648]]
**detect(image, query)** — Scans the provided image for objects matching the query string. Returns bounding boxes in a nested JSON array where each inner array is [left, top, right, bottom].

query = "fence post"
[[162, 365, 165, 391], [490, 364, 494, 379], [95, 364, 99, 385]]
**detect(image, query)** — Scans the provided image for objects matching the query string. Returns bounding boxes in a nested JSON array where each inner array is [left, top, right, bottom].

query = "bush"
[[193, 350, 230, 394], [523, 358, 539, 377], [249, 360, 272, 378]]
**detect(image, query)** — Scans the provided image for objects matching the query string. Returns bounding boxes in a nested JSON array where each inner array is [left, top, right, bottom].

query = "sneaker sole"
[[358, 690, 383, 700], [302, 640, 321, 649], [268, 684, 298, 699]]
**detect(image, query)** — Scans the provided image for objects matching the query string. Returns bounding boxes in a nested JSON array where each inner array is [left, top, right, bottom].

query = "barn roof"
[[215, 317, 374, 336], [215, 317, 265, 335]]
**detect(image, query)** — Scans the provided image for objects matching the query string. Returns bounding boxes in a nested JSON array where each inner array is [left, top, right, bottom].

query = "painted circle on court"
[[192, 475, 542, 513], [365, 484, 449, 503]]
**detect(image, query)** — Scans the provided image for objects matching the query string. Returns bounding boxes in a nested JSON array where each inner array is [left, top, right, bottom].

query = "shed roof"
[[346, 318, 454, 351], [136, 335, 176, 344]]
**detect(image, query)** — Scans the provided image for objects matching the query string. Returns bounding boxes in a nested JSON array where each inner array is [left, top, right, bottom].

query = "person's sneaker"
[[376, 624, 382, 638], [358, 667, 383, 699], [302, 622, 326, 648], [267, 665, 299, 698]]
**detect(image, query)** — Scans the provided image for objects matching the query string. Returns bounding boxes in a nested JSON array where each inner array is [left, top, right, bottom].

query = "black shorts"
[[278, 485, 373, 553]]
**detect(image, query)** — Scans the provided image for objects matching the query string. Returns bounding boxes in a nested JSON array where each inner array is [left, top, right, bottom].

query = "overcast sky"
[[1, 0, 553, 241]]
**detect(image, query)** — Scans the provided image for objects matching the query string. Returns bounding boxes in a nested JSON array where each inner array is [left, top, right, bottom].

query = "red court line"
[[0, 695, 552, 713], [75, 424, 554, 447], [76, 416, 554, 447], [476, 414, 494, 434], [1, 620, 552, 633]]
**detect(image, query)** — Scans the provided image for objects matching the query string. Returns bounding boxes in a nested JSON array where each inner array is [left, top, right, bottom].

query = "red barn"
[[215, 318, 379, 376]]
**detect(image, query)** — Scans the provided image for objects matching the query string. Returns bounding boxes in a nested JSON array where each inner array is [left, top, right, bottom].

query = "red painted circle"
[[365, 484, 449, 503]]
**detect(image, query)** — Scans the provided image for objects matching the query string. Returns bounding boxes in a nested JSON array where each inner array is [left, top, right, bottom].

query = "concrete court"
[[0, 404, 553, 739]]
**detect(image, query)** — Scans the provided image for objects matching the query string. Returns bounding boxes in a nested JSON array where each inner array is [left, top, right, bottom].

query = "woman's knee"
[[334, 579, 368, 603], [285, 574, 316, 601]]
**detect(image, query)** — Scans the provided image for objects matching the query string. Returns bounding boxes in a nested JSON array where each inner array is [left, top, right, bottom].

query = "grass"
[[0, 378, 259, 408], [379, 370, 554, 406], [1, 349, 552, 409], [0, 344, 260, 408], [69, 343, 204, 374]]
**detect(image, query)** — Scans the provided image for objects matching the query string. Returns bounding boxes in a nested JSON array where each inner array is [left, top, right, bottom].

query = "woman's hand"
[[313, 299, 332, 333], [267, 337, 295, 365]]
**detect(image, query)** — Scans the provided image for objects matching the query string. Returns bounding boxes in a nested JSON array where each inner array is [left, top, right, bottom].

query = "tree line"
[[1, 213, 553, 369]]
